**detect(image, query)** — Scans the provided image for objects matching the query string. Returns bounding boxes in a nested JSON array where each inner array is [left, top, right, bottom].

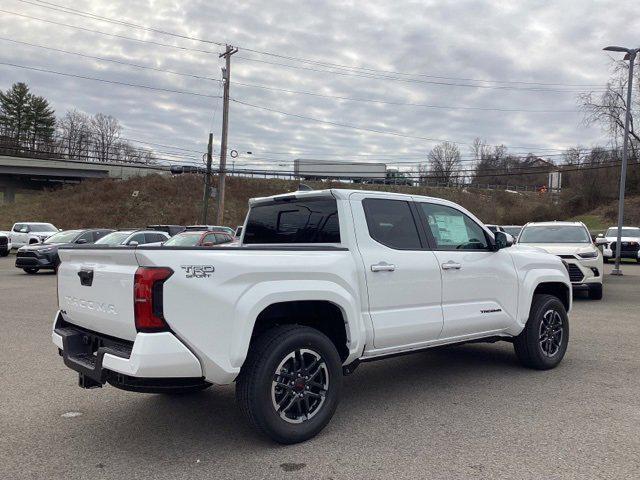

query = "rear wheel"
[[236, 325, 342, 444], [514, 294, 569, 370], [23, 267, 39, 274], [0, 250, 8, 257], [588, 283, 603, 300]]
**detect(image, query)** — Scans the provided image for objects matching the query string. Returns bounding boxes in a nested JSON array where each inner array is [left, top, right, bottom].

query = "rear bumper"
[[52, 311, 204, 387]]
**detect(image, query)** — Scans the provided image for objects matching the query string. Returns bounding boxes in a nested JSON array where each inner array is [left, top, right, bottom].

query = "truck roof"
[[250, 188, 463, 209]]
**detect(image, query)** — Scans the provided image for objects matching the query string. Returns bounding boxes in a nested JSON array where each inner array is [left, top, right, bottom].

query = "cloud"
[[1, 0, 637, 171]]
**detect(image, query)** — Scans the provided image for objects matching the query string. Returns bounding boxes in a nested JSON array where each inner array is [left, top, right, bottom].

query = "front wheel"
[[236, 325, 342, 444], [514, 294, 569, 370], [23, 267, 39, 274], [0, 250, 9, 257]]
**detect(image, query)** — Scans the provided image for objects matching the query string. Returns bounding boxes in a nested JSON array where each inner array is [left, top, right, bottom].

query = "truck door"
[[414, 201, 518, 339], [350, 193, 444, 350]]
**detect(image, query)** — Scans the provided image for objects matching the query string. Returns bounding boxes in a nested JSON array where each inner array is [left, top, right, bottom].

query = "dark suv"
[[15, 229, 113, 274]]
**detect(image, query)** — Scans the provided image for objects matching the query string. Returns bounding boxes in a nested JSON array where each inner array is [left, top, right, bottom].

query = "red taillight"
[[134, 267, 173, 332]]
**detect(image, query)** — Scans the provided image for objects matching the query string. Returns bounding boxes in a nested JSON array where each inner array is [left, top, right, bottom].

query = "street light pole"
[[603, 46, 639, 276]]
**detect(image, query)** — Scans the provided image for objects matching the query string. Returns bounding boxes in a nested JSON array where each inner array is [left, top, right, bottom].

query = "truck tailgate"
[[57, 248, 139, 341]]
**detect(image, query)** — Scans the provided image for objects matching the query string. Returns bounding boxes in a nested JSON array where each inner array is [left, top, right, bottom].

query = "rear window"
[[362, 198, 421, 249], [243, 197, 340, 244]]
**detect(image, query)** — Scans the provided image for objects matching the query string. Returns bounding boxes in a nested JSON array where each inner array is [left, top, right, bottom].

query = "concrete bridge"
[[0, 155, 167, 203]]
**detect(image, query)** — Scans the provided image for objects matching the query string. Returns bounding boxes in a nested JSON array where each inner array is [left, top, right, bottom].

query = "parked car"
[[15, 229, 114, 274], [146, 225, 186, 236], [0, 233, 11, 256], [597, 226, 640, 263], [501, 225, 523, 238], [54, 189, 571, 444], [94, 229, 170, 247], [518, 221, 603, 299], [185, 225, 236, 237], [0, 222, 59, 249], [161, 230, 234, 247]]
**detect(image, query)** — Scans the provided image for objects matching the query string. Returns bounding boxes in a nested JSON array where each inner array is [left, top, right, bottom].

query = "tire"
[[0, 250, 8, 257], [236, 325, 343, 444], [23, 267, 39, 274], [588, 283, 603, 300], [514, 294, 569, 370]]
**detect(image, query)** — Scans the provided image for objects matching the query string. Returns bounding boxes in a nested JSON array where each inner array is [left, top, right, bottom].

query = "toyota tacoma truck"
[[53, 189, 572, 444], [1, 222, 59, 249]]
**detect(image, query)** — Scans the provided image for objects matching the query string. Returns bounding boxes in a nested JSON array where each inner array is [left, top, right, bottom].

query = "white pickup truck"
[[0, 222, 59, 249], [53, 189, 572, 444]]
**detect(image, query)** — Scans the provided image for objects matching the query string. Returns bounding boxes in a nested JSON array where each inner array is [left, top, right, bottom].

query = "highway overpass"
[[0, 155, 168, 203]]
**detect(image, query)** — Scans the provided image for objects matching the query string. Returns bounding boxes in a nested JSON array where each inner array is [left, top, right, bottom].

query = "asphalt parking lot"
[[1, 258, 639, 480]]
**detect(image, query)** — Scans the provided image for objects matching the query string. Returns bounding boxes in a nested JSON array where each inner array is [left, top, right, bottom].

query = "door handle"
[[371, 262, 396, 272], [441, 261, 462, 270]]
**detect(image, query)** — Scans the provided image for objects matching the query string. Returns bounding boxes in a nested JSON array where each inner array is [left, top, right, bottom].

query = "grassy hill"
[[0, 173, 627, 231]]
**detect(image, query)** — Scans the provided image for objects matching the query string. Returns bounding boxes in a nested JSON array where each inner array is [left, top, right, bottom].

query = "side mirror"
[[494, 231, 513, 250], [201, 242, 214, 247], [128, 240, 139, 246], [595, 237, 608, 246], [76, 238, 87, 244]]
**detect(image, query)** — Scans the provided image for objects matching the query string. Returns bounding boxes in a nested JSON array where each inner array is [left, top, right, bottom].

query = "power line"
[[3, 6, 605, 93], [231, 98, 575, 152], [18, 0, 604, 89], [0, 9, 222, 56], [0, 36, 580, 114], [0, 37, 223, 84], [0, 61, 223, 99], [233, 55, 603, 93]]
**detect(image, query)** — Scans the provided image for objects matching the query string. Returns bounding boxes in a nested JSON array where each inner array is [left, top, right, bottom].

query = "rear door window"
[[362, 198, 422, 249], [243, 197, 340, 244]]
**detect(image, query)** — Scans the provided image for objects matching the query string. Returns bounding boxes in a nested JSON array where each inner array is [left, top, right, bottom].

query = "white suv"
[[597, 226, 640, 263], [518, 221, 603, 300]]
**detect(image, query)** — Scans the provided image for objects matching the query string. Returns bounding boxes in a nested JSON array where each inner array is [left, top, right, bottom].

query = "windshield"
[[163, 233, 202, 246], [30, 223, 57, 232], [519, 225, 591, 244], [95, 231, 132, 246], [44, 230, 81, 244], [502, 226, 522, 237], [605, 227, 640, 237]]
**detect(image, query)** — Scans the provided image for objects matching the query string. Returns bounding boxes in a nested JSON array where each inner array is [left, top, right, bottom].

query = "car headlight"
[[578, 251, 599, 259]]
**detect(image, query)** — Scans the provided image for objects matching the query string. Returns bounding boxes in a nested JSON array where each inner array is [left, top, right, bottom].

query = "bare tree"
[[580, 60, 639, 157], [427, 141, 461, 184], [90, 113, 121, 162], [58, 109, 91, 160]]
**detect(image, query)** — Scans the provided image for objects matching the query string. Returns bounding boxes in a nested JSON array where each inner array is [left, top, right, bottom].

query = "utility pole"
[[201, 132, 213, 224], [216, 44, 238, 225], [603, 45, 639, 276]]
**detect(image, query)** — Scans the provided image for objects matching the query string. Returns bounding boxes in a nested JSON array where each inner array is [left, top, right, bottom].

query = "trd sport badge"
[[181, 265, 215, 278]]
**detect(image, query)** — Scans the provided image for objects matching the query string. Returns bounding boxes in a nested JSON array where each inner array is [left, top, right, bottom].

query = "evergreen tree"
[[0, 82, 32, 151], [27, 95, 56, 151]]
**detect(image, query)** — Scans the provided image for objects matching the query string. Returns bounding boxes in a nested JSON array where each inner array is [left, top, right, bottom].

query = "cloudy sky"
[[0, 0, 638, 171]]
